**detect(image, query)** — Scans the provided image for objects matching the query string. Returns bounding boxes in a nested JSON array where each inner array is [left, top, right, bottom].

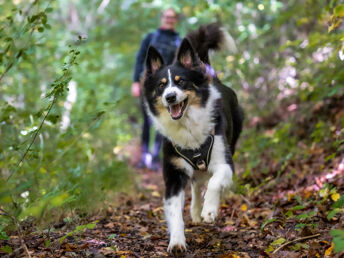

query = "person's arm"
[[133, 33, 152, 83], [132, 33, 152, 97]]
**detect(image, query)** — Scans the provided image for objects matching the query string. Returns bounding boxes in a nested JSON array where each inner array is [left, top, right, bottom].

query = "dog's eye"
[[178, 79, 185, 86], [159, 83, 165, 90]]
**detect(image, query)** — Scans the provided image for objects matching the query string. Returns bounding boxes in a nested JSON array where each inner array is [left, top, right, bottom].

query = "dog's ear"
[[145, 46, 164, 76], [176, 38, 201, 69]]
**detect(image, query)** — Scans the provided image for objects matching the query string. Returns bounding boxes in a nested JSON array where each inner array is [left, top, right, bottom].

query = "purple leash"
[[205, 64, 216, 77]]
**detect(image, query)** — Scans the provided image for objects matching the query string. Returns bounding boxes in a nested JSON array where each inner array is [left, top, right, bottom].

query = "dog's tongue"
[[170, 103, 182, 118]]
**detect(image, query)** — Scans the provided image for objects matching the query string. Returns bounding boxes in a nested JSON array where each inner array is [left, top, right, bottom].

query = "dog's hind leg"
[[163, 161, 189, 254]]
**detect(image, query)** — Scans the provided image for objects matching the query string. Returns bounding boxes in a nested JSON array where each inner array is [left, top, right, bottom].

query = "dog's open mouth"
[[168, 98, 188, 120]]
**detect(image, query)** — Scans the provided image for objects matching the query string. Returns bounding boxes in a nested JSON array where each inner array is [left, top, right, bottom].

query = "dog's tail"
[[186, 22, 237, 65]]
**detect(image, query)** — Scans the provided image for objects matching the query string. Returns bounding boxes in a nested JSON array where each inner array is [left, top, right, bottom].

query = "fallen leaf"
[[222, 225, 237, 232], [100, 247, 116, 255], [151, 191, 160, 197], [324, 243, 334, 256], [104, 222, 115, 228], [64, 243, 77, 251]]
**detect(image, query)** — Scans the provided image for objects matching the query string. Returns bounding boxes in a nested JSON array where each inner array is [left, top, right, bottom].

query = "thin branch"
[[0, 208, 32, 258], [0, 62, 14, 83], [6, 97, 56, 181], [272, 233, 321, 254]]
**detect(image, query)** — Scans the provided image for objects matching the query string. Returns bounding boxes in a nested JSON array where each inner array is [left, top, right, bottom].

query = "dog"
[[142, 23, 244, 255]]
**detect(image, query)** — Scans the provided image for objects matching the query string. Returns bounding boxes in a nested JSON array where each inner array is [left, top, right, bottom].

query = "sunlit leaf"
[[330, 229, 344, 253]]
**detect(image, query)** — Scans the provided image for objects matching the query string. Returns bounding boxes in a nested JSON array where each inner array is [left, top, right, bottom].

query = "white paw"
[[167, 237, 186, 255], [201, 206, 218, 223], [191, 213, 201, 224]]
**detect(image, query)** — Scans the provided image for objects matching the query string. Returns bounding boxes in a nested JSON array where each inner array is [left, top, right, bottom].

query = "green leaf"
[[334, 5, 344, 17], [45, 239, 51, 248], [290, 243, 309, 251], [271, 237, 286, 246], [331, 196, 344, 209], [327, 208, 341, 220], [330, 229, 344, 253], [296, 210, 316, 220], [59, 231, 73, 244], [86, 222, 97, 229], [295, 223, 307, 230], [38, 27, 44, 33], [261, 218, 277, 231], [290, 205, 305, 211], [43, 23, 51, 29], [0, 230, 9, 240], [108, 234, 116, 240], [0, 245, 12, 254], [294, 195, 302, 205]]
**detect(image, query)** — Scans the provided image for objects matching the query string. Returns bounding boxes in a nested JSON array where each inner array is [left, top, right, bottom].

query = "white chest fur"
[[150, 85, 221, 149]]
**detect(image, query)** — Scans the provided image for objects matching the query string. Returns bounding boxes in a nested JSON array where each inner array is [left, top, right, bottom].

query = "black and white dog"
[[142, 23, 243, 254]]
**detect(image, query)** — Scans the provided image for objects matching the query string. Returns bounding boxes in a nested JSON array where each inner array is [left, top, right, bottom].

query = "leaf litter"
[[0, 97, 343, 257]]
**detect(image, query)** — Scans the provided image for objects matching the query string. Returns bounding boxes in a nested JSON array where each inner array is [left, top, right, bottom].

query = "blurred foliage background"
[[0, 0, 343, 237]]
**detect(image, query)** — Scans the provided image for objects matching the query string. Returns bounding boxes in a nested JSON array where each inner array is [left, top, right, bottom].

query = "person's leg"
[[151, 132, 163, 171], [138, 102, 152, 168]]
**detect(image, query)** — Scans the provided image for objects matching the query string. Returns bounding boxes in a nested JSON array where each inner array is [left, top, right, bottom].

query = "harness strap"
[[173, 131, 215, 171]]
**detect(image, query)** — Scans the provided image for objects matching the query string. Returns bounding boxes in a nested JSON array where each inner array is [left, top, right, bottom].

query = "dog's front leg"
[[190, 180, 202, 223], [163, 162, 189, 255], [201, 164, 233, 223], [190, 172, 208, 224], [201, 136, 233, 223]]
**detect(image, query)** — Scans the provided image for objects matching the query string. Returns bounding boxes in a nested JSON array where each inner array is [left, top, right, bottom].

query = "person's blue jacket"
[[133, 28, 181, 82]]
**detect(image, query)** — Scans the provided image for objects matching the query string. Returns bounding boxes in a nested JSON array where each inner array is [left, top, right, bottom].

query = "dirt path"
[[1, 155, 343, 257]]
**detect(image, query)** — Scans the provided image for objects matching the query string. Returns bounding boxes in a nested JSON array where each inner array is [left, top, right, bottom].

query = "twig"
[[0, 208, 32, 258], [6, 98, 57, 181], [0, 62, 14, 83], [272, 233, 321, 254], [230, 205, 237, 220]]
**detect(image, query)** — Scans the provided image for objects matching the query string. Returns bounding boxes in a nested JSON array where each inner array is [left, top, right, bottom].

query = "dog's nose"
[[165, 92, 176, 104]]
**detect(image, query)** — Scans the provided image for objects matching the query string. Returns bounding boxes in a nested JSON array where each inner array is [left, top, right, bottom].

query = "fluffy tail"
[[186, 22, 237, 65]]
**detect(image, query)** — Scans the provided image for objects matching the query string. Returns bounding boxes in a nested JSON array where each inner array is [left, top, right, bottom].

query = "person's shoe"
[[151, 156, 161, 172], [136, 152, 152, 169], [136, 160, 146, 169]]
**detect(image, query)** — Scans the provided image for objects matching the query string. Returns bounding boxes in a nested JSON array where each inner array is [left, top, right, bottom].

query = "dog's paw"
[[201, 208, 218, 223], [167, 241, 186, 256], [191, 213, 202, 224], [191, 216, 201, 224]]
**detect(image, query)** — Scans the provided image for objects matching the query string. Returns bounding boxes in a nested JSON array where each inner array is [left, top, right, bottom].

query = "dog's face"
[[143, 39, 210, 121]]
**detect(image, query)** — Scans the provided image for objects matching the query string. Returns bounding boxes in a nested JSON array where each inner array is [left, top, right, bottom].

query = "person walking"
[[132, 8, 181, 171]]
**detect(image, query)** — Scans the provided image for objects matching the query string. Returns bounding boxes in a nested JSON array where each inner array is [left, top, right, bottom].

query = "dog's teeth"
[[170, 103, 182, 118]]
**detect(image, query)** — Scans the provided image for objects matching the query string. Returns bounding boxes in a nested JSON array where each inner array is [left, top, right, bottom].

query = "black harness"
[[173, 132, 215, 171], [173, 99, 224, 171]]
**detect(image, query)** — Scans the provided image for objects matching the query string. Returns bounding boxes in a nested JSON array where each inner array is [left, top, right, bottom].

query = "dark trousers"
[[141, 101, 162, 160]]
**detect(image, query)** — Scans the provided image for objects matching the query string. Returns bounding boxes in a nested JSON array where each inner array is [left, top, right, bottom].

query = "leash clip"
[[196, 160, 206, 170]]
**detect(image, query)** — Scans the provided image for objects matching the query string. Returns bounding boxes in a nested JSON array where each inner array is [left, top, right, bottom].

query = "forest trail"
[[2, 151, 343, 257]]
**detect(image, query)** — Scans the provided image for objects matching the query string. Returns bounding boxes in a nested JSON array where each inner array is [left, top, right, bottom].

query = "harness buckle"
[[196, 160, 206, 171]]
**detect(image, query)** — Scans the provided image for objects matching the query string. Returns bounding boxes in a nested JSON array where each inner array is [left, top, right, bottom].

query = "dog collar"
[[173, 131, 215, 171]]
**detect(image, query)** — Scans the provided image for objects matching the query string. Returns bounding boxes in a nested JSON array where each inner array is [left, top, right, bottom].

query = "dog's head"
[[143, 38, 210, 121]]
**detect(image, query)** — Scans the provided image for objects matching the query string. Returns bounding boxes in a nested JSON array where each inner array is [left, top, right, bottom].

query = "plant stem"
[[0, 208, 32, 258], [6, 97, 57, 181]]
